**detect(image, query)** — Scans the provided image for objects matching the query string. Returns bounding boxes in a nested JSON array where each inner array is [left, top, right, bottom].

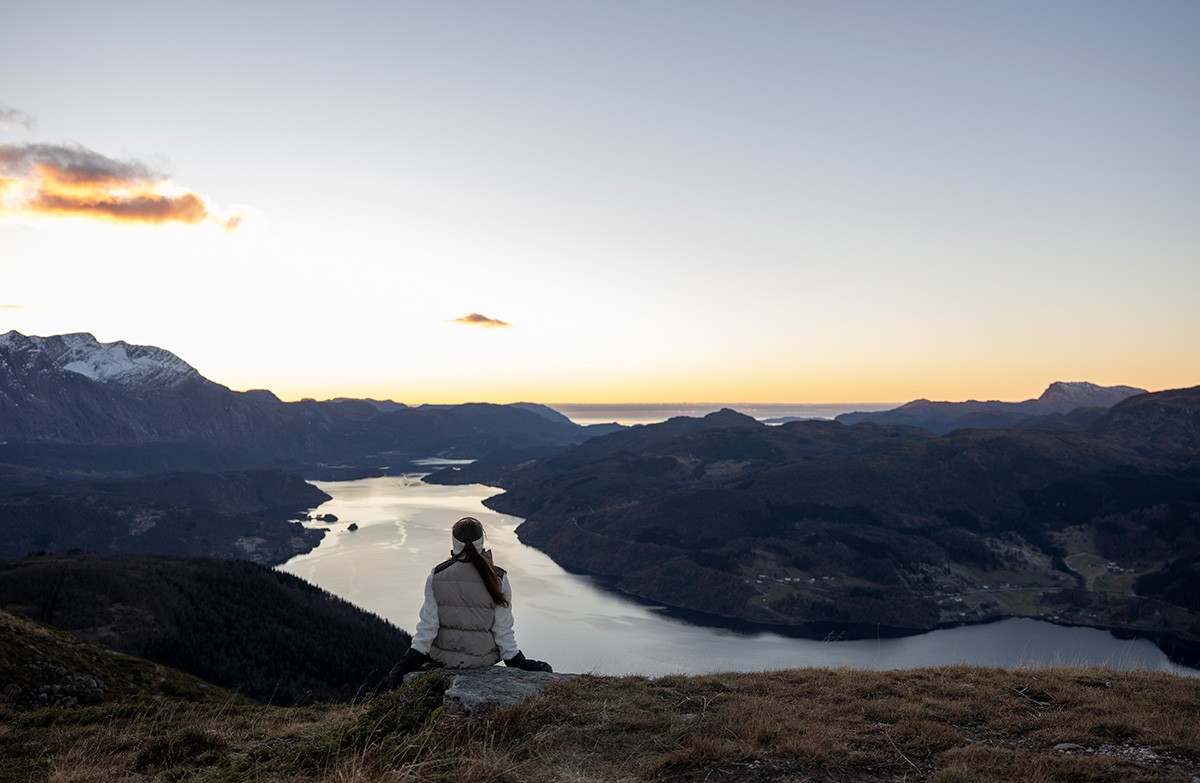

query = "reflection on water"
[[279, 477, 1197, 677]]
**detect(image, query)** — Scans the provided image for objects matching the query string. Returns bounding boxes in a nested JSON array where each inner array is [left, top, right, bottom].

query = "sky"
[[2, 1, 1197, 405]]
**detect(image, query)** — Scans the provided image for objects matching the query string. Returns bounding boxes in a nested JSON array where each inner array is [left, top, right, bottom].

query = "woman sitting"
[[390, 516, 551, 684]]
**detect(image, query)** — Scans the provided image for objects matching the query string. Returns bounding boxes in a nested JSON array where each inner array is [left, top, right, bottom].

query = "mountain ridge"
[[835, 381, 1148, 435], [5, 329, 1194, 659], [0, 330, 601, 483], [428, 386, 1200, 662], [0, 331, 203, 389]]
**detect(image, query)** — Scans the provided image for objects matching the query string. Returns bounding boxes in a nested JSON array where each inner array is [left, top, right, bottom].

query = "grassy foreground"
[[4, 664, 1199, 782]]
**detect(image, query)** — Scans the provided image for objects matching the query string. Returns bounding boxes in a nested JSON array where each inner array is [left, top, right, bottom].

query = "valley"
[[2, 330, 1197, 666]]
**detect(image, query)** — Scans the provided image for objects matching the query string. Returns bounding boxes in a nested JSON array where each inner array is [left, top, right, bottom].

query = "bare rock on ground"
[[405, 666, 577, 715]]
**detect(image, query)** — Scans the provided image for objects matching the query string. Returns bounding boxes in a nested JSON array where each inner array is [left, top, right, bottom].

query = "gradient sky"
[[2, 1, 1197, 404]]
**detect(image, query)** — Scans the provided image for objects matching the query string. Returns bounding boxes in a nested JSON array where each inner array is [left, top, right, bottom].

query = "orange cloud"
[[0, 143, 240, 229], [452, 313, 511, 328]]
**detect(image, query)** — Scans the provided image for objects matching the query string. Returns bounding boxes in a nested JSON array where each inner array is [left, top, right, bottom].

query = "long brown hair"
[[452, 517, 509, 608]]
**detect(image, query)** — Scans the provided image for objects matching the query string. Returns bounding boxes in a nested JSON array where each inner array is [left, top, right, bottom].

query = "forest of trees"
[[0, 552, 411, 705]]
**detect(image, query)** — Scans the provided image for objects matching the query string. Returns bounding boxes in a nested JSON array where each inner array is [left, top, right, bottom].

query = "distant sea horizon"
[[548, 402, 901, 427]]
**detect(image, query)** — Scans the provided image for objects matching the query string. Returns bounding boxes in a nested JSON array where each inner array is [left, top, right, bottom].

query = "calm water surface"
[[279, 476, 1197, 677]]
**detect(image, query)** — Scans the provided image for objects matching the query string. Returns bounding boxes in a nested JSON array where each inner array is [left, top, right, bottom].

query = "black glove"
[[387, 647, 432, 689], [504, 651, 553, 673]]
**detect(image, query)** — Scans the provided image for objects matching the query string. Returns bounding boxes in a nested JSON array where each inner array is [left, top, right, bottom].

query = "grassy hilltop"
[[4, 608, 1199, 783]]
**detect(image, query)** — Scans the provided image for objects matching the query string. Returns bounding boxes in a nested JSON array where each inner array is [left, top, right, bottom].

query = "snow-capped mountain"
[[0, 331, 202, 390], [1033, 381, 1148, 413], [0, 331, 591, 482], [0, 329, 281, 447]]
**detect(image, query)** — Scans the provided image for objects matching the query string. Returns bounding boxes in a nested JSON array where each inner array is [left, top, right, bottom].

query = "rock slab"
[[406, 666, 577, 716]]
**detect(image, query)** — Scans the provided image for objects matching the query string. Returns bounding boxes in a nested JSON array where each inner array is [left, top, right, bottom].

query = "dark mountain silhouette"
[[0, 552, 410, 705], [433, 410, 937, 519], [835, 381, 1147, 435], [0, 470, 329, 564], [340, 402, 610, 463], [0, 331, 625, 562], [509, 402, 576, 425], [0, 331, 604, 484], [428, 388, 1200, 662], [0, 331, 333, 457], [6, 330, 1193, 660], [1092, 386, 1200, 465]]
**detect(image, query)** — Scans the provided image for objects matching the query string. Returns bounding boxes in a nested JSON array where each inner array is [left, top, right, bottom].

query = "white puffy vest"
[[429, 559, 504, 668]]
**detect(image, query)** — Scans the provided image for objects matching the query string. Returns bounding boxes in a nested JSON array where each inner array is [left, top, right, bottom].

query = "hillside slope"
[[3, 628, 1197, 783], [0, 470, 330, 564], [0, 553, 410, 705], [0, 607, 237, 713]]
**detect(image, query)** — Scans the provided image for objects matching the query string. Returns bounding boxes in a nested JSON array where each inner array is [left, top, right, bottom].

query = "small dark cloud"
[[452, 313, 511, 328], [0, 142, 241, 229], [0, 143, 153, 183], [0, 103, 37, 132]]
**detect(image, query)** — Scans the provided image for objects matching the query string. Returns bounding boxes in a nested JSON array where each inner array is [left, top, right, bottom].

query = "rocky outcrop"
[[405, 666, 577, 716]]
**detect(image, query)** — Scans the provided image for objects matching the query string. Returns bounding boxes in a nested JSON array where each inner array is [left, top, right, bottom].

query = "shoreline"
[[510, 524, 1200, 672], [302, 471, 1200, 675]]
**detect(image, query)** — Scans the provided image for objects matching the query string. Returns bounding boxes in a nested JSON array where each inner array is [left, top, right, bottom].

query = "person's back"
[[428, 557, 506, 668], [388, 516, 551, 685]]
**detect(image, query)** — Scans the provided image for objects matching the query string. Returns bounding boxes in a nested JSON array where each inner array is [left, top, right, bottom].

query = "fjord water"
[[279, 476, 1196, 677]]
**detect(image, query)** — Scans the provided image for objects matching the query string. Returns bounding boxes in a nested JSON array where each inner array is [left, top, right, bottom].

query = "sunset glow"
[[0, 144, 238, 228], [2, 2, 1196, 406]]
